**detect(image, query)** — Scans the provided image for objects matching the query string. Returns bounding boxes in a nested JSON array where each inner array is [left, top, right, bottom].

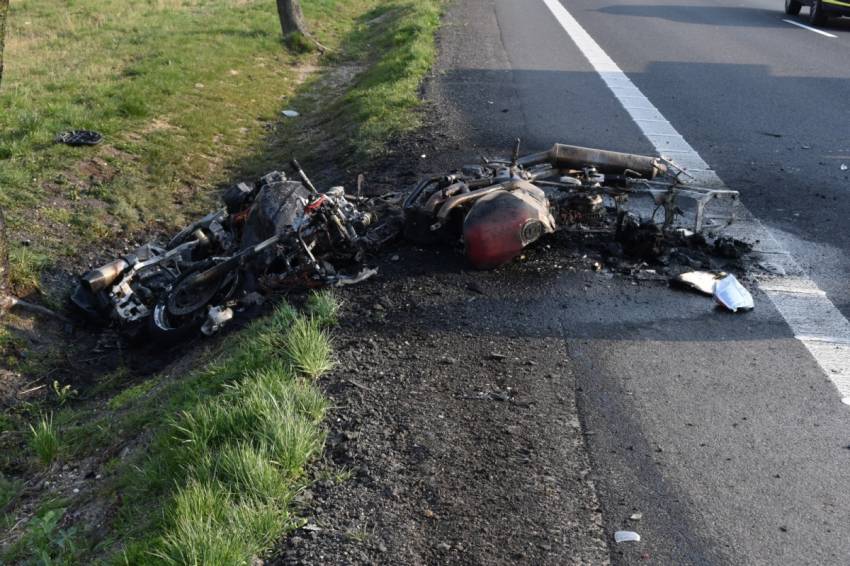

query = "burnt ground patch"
[[270, 245, 611, 565]]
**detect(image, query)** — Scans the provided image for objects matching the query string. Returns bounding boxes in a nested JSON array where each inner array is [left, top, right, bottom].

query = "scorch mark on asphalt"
[[782, 18, 838, 38], [541, 0, 850, 405]]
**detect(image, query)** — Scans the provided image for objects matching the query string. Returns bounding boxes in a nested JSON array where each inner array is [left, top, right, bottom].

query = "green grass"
[[0, 472, 22, 509], [107, 298, 335, 564], [1, 297, 339, 563], [7, 245, 49, 293], [51, 380, 78, 406], [28, 413, 59, 466], [4, 502, 81, 565], [106, 378, 156, 411], [342, 2, 443, 157], [284, 317, 335, 379], [307, 288, 341, 327]]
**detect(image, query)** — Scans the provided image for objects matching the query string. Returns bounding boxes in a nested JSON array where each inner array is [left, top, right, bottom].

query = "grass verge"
[[121, 299, 334, 564], [338, 1, 442, 158], [2, 295, 338, 563]]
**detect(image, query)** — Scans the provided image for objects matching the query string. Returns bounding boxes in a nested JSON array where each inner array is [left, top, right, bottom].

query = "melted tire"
[[146, 302, 204, 343]]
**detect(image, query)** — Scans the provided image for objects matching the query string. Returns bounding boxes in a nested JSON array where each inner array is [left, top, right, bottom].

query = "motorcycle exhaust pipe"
[[81, 258, 129, 293], [519, 144, 667, 179]]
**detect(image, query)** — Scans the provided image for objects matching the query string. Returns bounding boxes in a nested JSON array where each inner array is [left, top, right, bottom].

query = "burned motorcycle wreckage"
[[403, 140, 740, 269], [72, 161, 398, 339], [71, 140, 744, 339]]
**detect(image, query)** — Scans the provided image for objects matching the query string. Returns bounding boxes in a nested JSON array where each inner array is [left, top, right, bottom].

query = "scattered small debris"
[[714, 275, 754, 312], [614, 530, 641, 543], [629, 512, 643, 521], [714, 236, 752, 259], [55, 130, 103, 146]]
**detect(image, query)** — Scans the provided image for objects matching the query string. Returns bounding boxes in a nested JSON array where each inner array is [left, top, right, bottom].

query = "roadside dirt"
[[271, 244, 610, 565]]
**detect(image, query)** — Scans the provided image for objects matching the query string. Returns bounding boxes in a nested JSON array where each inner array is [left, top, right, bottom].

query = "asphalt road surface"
[[431, 0, 850, 564]]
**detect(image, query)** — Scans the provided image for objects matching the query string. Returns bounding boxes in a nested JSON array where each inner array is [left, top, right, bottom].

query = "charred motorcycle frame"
[[403, 140, 739, 268], [72, 161, 395, 339]]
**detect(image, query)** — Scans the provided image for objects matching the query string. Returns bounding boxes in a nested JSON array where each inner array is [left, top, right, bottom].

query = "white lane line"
[[782, 18, 838, 38], [541, 0, 850, 406]]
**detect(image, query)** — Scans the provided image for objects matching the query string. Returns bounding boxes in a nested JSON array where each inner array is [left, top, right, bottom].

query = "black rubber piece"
[[146, 303, 204, 343], [55, 130, 103, 146]]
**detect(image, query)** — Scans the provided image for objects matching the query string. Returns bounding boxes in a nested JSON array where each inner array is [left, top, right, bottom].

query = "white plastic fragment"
[[629, 512, 643, 521], [281, 109, 300, 118], [841, 163, 848, 171], [614, 530, 641, 543], [674, 271, 725, 296], [201, 305, 234, 336], [713, 275, 754, 312]]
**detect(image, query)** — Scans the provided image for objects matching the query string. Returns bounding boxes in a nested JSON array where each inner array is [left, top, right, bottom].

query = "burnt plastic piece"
[[55, 130, 103, 146], [240, 180, 311, 247], [70, 284, 110, 322], [616, 212, 664, 258], [223, 182, 256, 213]]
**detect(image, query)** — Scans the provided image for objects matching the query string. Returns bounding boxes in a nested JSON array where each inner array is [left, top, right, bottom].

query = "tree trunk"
[[276, 0, 307, 36]]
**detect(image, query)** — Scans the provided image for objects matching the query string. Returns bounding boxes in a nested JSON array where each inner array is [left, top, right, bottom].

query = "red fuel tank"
[[463, 183, 555, 270]]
